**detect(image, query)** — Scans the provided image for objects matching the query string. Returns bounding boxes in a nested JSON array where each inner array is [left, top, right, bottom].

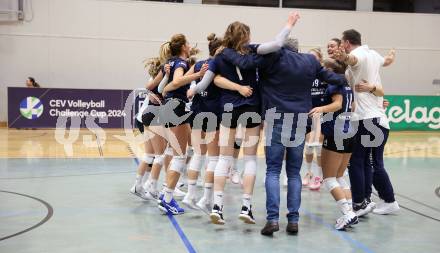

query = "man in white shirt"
[[334, 29, 399, 216]]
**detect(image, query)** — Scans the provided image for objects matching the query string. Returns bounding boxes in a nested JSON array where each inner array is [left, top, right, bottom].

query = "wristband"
[[370, 86, 377, 94]]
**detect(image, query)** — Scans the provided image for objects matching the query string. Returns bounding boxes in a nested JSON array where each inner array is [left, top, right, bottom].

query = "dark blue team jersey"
[[164, 57, 190, 102], [311, 79, 328, 107], [321, 84, 354, 137], [209, 45, 260, 109], [191, 59, 222, 115]]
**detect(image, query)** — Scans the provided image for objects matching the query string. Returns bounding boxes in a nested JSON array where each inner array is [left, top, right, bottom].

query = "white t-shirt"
[[346, 45, 390, 129]]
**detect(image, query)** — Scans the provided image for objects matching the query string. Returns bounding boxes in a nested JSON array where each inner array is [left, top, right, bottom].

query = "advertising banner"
[[8, 87, 134, 128], [385, 95, 440, 131]]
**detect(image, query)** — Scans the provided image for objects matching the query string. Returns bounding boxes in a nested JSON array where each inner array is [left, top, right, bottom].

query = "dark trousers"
[[348, 118, 396, 204]]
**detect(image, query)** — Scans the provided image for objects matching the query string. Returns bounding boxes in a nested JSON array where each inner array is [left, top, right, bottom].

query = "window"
[[202, 0, 279, 8], [282, 0, 356, 10], [373, 0, 440, 14]]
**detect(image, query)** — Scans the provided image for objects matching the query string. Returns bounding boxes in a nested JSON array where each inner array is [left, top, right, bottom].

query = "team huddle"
[[130, 11, 400, 235]]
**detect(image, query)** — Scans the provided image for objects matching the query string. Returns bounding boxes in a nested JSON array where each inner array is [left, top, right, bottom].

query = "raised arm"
[[383, 49, 395, 67], [333, 46, 358, 67], [256, 11, 300, 54]]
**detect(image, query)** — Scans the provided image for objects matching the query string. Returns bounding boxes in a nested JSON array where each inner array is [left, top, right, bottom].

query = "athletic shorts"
[[141, 104, 161, 127], [322, 134, 354, 154], [190, 112, 220, 132], [221, 104, 261, 129], [161, 99, 191, 128]]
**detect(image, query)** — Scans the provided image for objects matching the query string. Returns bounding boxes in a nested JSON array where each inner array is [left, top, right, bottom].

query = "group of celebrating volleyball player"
[[129, 11, 400, 236]]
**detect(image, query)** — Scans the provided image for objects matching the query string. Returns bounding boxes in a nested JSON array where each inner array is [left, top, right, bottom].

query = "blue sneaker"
[[158, 198, 185, 215]]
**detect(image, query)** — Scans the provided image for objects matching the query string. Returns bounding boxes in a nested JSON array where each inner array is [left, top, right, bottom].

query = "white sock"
[[213, 191, 223, 207], [242, 194, 252, 209], [305, 161, 312, 174], [135, 174, 143, 186], [232, 158, 239, 172], [146, 178, 158, 192], [203, 183, 213, 203], [337, 198, 351, 214], [347, 199, 353, 210], [187, 179, 197, 199], [142, 171, 150, 186], [312, 164, 322, 178], [164, 187, 173, 203]]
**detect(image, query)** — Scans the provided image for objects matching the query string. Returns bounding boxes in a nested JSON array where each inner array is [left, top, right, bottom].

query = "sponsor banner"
[[385, 95, 440, 131], [8, 87, 134, 128]]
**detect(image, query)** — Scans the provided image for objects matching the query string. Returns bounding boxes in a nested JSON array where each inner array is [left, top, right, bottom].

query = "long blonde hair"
[[144, 42, 172, 77], [223, 21, 250, 54]]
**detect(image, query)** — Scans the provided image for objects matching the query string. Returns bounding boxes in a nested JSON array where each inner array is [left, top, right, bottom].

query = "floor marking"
[[0, 190, 54, 241], [395, 193, 440, 213], [131, 151, 197, 253], [302, 209, 375, 253]]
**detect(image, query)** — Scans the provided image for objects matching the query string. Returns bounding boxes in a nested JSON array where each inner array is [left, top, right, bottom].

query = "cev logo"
[[20, 96, 44, 119]]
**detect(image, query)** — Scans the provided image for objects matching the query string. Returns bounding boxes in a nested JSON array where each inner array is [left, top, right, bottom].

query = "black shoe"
[[286, 223, 298, 235], [239, 205, 256, 224], [210, 204, 225, 225], [261, 222, 279, 236]]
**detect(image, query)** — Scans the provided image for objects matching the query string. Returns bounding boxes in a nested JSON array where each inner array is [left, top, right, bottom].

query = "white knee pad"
[[169, 155, 187, 174], [206, 156, 218, 172], [315, 145, 322, 157], [323, 177, 339, 192], [188, 153, 206, 172], [186, 146, 194, 158], [165, 146, 174, 156], [337, 177, 350, 190], [143, 153, 155, 165], [243, 155, 257, 176], [153, 154, 164, 166], [304, 144, 314, 155], [214, 156, 233, 177]]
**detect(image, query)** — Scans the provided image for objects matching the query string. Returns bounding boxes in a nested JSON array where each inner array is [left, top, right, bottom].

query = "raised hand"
[[333, 45, 347, 62], [287, 11, 300, 28]]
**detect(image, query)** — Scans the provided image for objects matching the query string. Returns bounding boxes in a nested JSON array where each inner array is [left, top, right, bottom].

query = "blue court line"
[[132, 157, 197, 253], [302, 209, 375, 253]]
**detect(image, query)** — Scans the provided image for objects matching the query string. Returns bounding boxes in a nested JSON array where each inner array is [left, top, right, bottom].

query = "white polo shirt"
[[345, 45, 390, 129]]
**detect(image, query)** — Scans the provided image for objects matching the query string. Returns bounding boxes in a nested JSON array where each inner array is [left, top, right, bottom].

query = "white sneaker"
[[353, 201, 373, 217], [373, 201, 400, 215], [230, 169, 241, 184], [182, 195, 198, 209], [367, 200, 377, 210], [196, 197, 212, 214], [302, 172, 313, 187], [335, 211, 358, 230], [130, 184, 149, 200], [145, 190, 160, 200], [173, 187, 187, 199]]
